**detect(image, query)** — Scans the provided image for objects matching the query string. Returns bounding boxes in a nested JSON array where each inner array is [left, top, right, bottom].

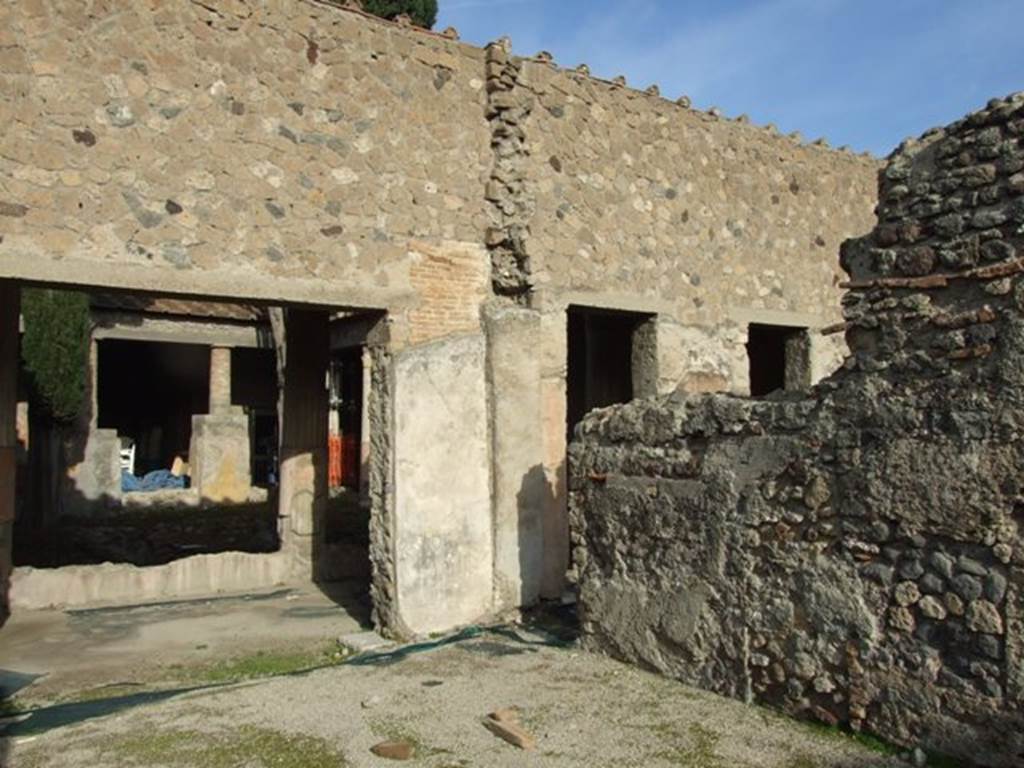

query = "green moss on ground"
[[653, 722, 730, 767], [106, 725, 348, 767], [176, 642, 350, 684]]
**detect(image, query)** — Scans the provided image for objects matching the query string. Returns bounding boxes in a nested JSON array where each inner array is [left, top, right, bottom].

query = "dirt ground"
[[0, 591, 908, 768]]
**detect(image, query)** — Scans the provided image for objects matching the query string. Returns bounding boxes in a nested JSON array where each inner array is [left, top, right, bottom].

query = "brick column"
[[278, 309, 329, 581], [209, 345, 232, 414], [0, 280, 20, 627]]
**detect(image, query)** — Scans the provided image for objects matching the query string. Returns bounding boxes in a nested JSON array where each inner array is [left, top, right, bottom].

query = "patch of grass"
[[53, 682, 149, 706], [178, 642, 349, 684], [107, 724, 348, 767], [752, 703, 902, 759], [796, 718, 901, 757], [653, 722, 727, 767]]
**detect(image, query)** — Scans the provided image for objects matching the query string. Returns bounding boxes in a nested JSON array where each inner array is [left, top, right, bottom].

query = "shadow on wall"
[[515, 464, 549, 607], [514, 459, 570, 606]]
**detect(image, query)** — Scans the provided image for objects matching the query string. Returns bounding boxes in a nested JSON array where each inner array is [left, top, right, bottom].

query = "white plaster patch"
[[331, 167, 360, 185], [250, 161, 284, 188], [186, 170, 216, 191], [102, 74, 128, 98]]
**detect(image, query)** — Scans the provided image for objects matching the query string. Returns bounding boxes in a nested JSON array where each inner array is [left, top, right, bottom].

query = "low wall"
[[569, 93, 1024, 768], [14, 503, 278, 568], [10, 551, 291, 610]]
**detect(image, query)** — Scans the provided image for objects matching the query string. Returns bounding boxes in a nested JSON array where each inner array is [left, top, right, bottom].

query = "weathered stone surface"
[[966, 600, 1004, 635], [894, 581, 921, 606], [571, 94, 1024, 768], [63, 428, 121, 514], [919, 595, 947, 620], [0, 1, 880, 639], [189, 412, 251, 504]]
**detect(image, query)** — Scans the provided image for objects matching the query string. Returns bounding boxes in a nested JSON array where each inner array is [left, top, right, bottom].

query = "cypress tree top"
[[362, 0, 438, 29]]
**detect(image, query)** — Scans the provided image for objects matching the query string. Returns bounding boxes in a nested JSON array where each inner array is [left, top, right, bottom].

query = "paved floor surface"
[[0, 583, 369, 703]]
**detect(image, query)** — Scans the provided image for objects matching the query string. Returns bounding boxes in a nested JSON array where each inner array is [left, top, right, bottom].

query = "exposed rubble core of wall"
[[14, 503, 278, 568], [483, 39, 535, 298], [367, 343, 398, 633], [570, 93, 1024, 767]]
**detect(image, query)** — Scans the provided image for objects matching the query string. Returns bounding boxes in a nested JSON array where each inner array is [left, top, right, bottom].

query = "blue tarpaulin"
[[121, 469, 188, 493]]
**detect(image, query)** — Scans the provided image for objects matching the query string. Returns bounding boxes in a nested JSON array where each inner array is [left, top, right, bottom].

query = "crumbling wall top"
[[837, 92, 1024, 379]]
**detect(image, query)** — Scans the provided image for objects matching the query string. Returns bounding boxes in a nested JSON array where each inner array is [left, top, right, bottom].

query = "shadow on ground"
[[0, 616, 576, 743]]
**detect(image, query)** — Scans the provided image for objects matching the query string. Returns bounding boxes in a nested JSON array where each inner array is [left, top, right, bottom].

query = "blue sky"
[[436, 0, 1024, 156]]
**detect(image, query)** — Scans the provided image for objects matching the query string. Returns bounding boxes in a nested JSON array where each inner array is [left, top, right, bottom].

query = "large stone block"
[[64, 428, 122, 514], [189, 412, 251, 504]]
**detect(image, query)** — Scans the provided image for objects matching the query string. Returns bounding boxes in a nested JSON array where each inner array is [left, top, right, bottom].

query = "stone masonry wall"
[[0, 0, 491, 312], [0, 1, 888, 633], [516, 58, 879, 328], [570, 93, 1024, 767]]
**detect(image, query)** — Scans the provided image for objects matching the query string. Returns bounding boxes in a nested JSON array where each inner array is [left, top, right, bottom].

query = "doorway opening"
[[566, 305, 657, 439], [318, 310, 384, 594], [746, 323, 811, 396]]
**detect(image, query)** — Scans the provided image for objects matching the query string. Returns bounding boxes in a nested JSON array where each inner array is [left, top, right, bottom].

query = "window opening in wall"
[[746, 323, 811, 396], [566, 306, 656, 440]]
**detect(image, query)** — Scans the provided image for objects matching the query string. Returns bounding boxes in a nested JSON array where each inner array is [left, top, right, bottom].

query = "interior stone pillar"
[[277, 309, 329, 581], [189, 345, 251, 502], [0, 280, 20, 627], [88, 337, 98, 430]]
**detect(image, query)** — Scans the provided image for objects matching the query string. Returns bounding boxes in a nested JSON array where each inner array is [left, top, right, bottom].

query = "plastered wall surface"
[[392, 334, 494, 635]]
